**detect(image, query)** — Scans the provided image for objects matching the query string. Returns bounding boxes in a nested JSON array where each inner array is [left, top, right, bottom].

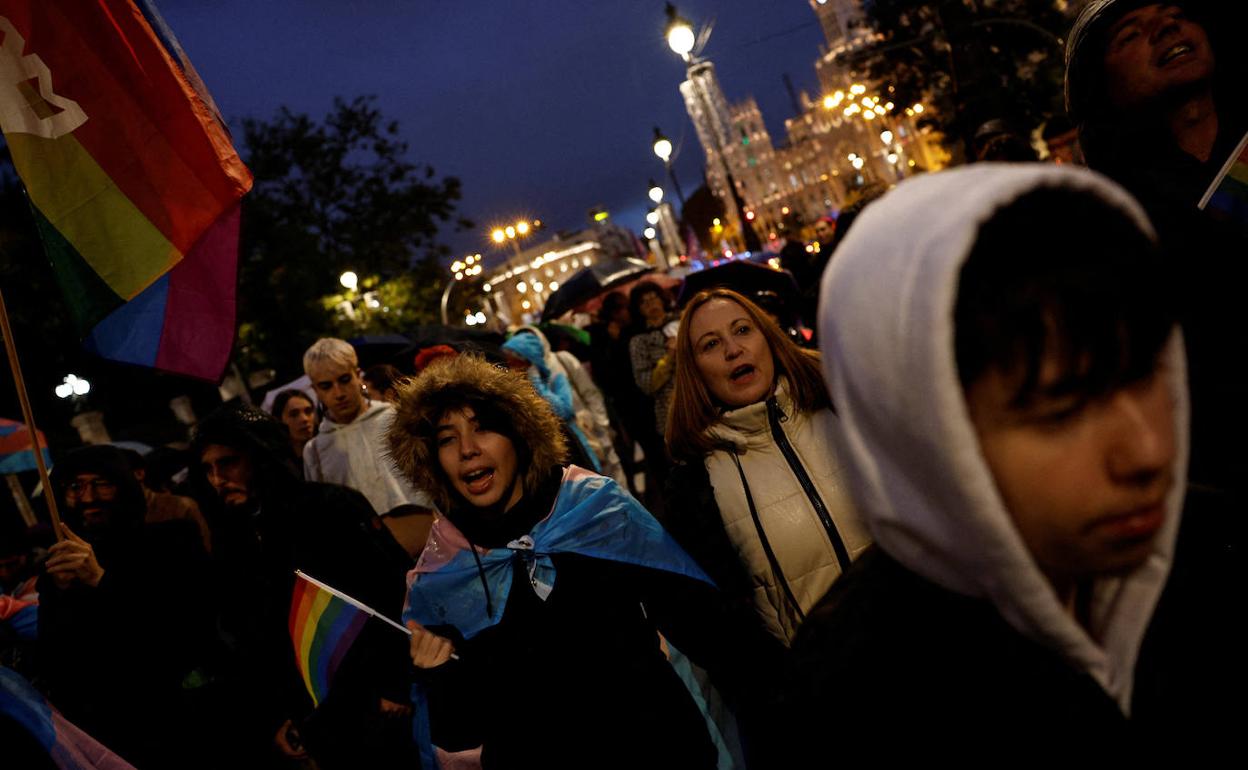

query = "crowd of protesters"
[[3, 2, 1247, 767]]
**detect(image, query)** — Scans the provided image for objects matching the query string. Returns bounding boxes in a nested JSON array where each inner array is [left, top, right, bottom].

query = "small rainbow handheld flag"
[[1199, 130, 1248, 225], [289, 570, 410, 708]]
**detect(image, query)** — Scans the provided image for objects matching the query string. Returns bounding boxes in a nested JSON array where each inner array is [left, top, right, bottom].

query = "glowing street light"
[[644, 226, 657, 240], [646, 210, 660, 226], [492, 229, 506, 243], [652, 127, 673, 163], [852, 157, 865, 170], [339, 271, 358, 291], [55, 374, 90, 399], [648, 181, 664, 203], [665, 3, 696, 58], [505, 225, 516, 239], [880, 130, 894, 145], [516, 221, 530, 235]]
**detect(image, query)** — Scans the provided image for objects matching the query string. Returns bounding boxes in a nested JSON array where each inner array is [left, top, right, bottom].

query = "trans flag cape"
[[0, 666, 136, 769], [403, 466, 711, 640], [0, 1, 252, 380]]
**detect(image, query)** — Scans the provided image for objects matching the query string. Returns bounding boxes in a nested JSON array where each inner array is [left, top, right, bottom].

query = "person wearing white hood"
[[303, 337, 435, 558], [775, 164, 1244, 755]]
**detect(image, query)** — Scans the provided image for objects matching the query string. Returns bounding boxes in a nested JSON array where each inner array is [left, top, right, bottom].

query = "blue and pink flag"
[[0, 666, 136, 769], [0, 1, 252, 380]]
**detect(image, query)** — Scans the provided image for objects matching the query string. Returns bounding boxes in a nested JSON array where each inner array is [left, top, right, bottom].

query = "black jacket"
[[418, 472, 782, 769], [37, 517, 213, 768], [206, 480, 415, 768], [772, 487, 1246, 761]]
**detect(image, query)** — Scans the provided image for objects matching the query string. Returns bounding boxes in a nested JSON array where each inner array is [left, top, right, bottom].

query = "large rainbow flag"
[[1199, 130, 1248, 226], [289, 571, 373, 708], [0, 0, 252, 381]]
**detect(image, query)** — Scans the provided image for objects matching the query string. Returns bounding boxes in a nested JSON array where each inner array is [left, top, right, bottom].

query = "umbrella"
[[401, 325, 508, 368], [541, 257, 654, 322], [347, 333, 414, 370], [0, 418, 51, 476], [676, 260, 800, 311]]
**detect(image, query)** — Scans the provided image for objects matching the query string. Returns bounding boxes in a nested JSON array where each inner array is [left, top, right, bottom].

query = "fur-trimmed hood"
[[386, 354, 568, 512]]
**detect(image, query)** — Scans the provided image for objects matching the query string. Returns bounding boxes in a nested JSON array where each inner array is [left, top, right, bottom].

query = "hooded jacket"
[[190, 405, 418, 768], [387, 355, 784, 768], [303, 399, 434, 515], [501, 325, 626, 482], [766, 166, 1197, 758], [821, 164, 1186, 708]]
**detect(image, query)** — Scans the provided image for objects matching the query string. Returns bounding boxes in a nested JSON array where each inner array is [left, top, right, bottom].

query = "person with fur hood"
[[387, 354, 782, 769], [775, 165, 1244, 758]]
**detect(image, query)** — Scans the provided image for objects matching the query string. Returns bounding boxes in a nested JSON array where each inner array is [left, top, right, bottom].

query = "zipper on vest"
[[766, 398, 851, 572]]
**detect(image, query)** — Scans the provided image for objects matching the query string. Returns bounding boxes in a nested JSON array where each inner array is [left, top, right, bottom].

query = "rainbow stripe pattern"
[[0, 1, 252, 380], [289, 572, 370, 708], [1200, 131, 1248, 225]]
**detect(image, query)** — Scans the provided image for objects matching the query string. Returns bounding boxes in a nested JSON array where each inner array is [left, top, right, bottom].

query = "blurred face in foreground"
[[436, 408, 522, 512], [966, 349, 1176, 590]]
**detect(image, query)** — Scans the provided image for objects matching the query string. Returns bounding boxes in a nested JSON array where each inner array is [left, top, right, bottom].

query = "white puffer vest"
[[704, 383, 871, 644]]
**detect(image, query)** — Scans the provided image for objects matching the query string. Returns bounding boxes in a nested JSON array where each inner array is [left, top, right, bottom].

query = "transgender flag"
[[0, 666, 136, 769], [0, 0, 252, 380]]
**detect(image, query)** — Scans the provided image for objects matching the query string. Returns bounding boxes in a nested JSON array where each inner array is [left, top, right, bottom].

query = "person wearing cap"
[[37, 445, 213, 767], [1065, 0, 1248, 493]]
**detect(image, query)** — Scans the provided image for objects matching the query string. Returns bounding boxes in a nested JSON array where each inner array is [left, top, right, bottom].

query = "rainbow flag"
[[288, 571, 372, 708], [1199, 130, 1248, 226], [0, 1, 253, 381]]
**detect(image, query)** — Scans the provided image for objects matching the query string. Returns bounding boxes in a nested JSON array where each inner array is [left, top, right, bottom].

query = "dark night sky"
[[158, 0, 831, 263]]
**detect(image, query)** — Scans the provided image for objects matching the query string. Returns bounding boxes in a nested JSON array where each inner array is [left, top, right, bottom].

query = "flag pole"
[[294, 570, 461, 660], [0, 284, 64, 541]]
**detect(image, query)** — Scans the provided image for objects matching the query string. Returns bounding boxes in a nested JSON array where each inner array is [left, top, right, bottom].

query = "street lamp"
[[646, 210, 660, 226], [652, 128, 673, 163], [339, 271, 358, 291], [55, 374, 90, 399], [648, 180, 664, 204], [665, 3, 696, 60], [644, 226, 657, 240]]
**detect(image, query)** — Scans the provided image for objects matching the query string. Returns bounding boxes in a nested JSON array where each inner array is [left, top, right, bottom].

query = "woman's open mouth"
[[461, 468, 495, 495], [729, 364, 756, 383]]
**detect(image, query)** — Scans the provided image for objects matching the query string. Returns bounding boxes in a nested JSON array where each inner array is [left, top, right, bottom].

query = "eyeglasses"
[[66, 479, 117, 496]]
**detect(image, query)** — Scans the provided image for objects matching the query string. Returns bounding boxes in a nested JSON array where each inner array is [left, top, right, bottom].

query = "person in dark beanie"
[[189, 404, 418, 769], [1065, 0, 1248, 495], [37, 445, 213, 768]]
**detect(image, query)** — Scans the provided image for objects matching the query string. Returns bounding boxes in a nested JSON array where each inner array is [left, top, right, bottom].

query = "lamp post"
[[663, 4, 761, 253], [651, 127, 687, 211], [490, 220, 536, 258]]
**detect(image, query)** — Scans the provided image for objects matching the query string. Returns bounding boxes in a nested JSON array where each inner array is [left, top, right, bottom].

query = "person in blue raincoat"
[[385, 354, 782, 769]]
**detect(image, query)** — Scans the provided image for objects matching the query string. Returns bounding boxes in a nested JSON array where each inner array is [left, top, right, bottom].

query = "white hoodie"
[[816, 164, 1189, 713], [303, 399, 434, 515]]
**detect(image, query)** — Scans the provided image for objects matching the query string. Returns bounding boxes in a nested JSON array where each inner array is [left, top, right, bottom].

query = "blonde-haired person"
[[663, 288, 870, 644], [302, 337, 434, 557]]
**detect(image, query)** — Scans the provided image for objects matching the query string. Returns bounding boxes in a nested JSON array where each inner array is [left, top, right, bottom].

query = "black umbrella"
[[676, 260, 800, 311], [347, 333, 413, 369], [541, 257, 654, 321]]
